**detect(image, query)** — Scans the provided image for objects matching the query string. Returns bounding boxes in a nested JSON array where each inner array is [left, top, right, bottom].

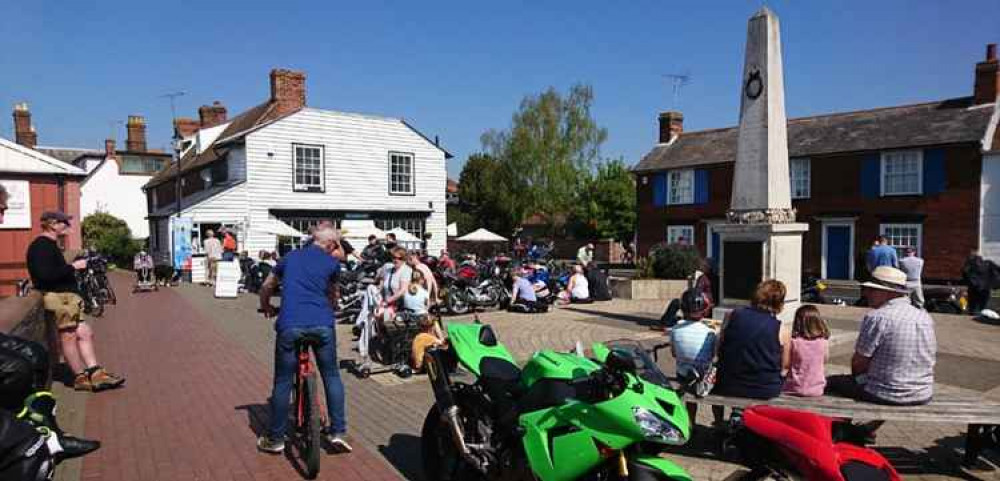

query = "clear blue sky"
[[3, 1, 998, 178]]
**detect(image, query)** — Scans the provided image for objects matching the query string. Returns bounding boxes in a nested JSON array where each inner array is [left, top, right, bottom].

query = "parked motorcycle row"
[[332, 253, 577, 322]]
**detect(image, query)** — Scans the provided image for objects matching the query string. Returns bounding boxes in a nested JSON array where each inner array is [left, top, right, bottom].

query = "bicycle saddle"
[[296, 333, 326, 348]]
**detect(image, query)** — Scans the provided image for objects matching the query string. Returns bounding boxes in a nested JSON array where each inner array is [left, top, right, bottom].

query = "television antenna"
[[663, 73, 692, 109]]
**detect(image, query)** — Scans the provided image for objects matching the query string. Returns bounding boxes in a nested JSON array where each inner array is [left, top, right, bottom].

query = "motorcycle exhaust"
[[425, 347, 487, 472]]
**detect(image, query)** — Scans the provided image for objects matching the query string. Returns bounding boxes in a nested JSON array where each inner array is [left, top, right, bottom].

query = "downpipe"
[[425, 348, 488, 473]]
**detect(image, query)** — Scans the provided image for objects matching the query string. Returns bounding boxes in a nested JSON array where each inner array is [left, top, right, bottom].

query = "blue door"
[[825, 225, 851, 280]]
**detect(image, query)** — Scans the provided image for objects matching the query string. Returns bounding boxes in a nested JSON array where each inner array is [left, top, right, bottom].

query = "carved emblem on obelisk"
[[744, 66, 763, 100]]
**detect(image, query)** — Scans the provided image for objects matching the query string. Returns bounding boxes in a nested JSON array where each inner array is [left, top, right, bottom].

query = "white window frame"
[[667, 225, 694, 245], [389, 151, 415, 196], [879, 223, 922, 256], [790, 157, 811, 199], [293, 144, 325, 193], [880, 150, 923, 196], [666, 169, 694, 205]]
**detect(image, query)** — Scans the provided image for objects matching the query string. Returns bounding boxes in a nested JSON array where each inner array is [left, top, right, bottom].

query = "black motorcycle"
[[923, 285, 968, 314], [801, 276, 829, 304], [336, 263, 377, 322]]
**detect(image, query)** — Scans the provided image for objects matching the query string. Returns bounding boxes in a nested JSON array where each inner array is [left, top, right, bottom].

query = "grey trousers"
[[907, 281, 924, 309]]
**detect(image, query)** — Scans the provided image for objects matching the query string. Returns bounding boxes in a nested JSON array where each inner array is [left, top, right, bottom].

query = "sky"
[[2, 1, 998, 178]]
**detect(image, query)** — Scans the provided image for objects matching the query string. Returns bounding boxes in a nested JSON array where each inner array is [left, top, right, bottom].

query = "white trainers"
[[325, 434, 353, 453], [256, 435, 285, 454]]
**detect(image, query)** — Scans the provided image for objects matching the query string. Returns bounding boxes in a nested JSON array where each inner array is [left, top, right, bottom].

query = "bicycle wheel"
[[301, 372, 321, 479]]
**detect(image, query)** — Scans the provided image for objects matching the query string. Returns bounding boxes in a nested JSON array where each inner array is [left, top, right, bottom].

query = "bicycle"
[[259, 308, 325, 479], [292, 333, 325, 479]]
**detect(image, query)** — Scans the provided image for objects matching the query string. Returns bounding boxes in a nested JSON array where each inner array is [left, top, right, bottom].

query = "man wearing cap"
[[26, 211, 125, 392], [577, 243, 594, 266], [846, 266, 936, 405]]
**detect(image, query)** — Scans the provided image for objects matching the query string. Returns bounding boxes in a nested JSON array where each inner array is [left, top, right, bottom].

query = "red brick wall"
[[636, 143, 981, 281], [0, 175, 82, 297]]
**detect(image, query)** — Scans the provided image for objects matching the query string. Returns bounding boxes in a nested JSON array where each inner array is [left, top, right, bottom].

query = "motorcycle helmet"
[[979, 309, 999, 321]]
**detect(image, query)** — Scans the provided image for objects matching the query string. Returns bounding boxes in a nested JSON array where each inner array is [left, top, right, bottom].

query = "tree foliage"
[[456, 153, 519, 236], [481, 84, 607, 236], [569, 159, 636, 242], [82, 212, 140, 266]]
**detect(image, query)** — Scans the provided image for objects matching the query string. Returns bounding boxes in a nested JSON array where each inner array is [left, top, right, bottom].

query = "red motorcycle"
[[725, 405, 902, 481]]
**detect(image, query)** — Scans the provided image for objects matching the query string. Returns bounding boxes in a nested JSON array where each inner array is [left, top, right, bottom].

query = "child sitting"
[[411, 315, 445, 372], [782, 305, 830, 397], [403, 270, 430, 317]]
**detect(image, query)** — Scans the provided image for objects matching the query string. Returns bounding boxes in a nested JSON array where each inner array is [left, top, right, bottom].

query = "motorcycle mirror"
[[605, 349, 636, 373]]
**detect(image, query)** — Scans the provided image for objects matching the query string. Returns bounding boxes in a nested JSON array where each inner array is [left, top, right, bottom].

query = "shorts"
[[42, 292, 85, 330]]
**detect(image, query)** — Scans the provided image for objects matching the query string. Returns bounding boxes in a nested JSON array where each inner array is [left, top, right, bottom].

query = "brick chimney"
[[12, 103, 37, 149], [198, 101, 228, 128], [974, 43, 999, 105], [126, 115, 147, 152], [174, 117, 200, 138], [270, 69, 306, 116], [658, 111, 684, 143], [105, 139, 116, 159]]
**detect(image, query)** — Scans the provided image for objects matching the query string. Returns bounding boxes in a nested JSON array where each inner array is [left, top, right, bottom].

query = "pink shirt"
[[782, 337, 828, 397]]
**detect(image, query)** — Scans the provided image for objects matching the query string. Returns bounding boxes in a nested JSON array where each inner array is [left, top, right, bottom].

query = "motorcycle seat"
[[479, 357, 524, 407]]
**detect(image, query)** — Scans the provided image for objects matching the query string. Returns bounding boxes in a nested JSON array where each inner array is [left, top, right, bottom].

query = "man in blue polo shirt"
[[257, 225, 351, 454]]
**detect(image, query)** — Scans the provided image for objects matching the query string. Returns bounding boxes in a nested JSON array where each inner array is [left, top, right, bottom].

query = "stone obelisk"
[[714, 7, 808, 322]]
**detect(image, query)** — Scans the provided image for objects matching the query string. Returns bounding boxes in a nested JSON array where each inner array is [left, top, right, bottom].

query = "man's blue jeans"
[[268, 326, 346, 438]]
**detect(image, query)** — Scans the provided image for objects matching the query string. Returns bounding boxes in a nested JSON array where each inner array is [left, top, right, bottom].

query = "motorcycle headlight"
[[632, 407, 685, 445]]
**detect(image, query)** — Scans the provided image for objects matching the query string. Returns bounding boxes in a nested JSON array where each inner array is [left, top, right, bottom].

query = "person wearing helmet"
[[669, 288, 716, 383]]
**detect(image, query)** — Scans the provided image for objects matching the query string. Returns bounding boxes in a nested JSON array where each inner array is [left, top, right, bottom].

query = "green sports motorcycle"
[[421, 321, 692, 481]]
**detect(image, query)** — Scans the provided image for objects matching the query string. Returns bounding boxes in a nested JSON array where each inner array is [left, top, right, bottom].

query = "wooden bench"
[[691, 392, 1000, 466]]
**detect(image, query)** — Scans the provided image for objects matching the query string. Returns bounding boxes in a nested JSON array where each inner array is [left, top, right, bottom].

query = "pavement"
[[51, 272, 1000, 480]]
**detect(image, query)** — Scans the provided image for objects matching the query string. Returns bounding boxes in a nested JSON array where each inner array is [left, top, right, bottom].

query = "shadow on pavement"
[[562, 306, 660, 328], [876, 436, 995, 480], [379, 433, 425, 481], [235, 403, 313, 480]]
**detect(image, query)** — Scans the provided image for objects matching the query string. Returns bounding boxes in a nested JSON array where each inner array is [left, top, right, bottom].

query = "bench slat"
[[691, 395, 1000, 424]]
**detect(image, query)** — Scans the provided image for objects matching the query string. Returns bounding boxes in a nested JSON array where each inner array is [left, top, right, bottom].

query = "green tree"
[[457, 153, 519, 236], [482, 84, 608, 235], [570, 159, 636, 242], [82, 212, 140, 266]]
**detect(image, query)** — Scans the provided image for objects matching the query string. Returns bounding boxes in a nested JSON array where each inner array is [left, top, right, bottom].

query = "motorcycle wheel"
[[448, 291, 471, 315], [421, 406, 487, 481]]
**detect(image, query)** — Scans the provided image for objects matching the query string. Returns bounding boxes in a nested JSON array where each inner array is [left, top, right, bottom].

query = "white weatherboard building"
[[144, 69, 451, 262]]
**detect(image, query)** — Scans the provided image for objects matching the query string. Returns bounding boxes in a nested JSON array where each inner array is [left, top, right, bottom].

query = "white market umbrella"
[[456, 228, 507, 242], [340, 219, 386, 241], [387, 227, 421, 242], [256, 219, 306, 238], [447, 223, 458, 237]]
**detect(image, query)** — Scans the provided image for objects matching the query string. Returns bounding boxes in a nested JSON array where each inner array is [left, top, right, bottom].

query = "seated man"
[[509, 269, 546, 313], [833, 266, 936, 406], [133, 251, 154, 283]]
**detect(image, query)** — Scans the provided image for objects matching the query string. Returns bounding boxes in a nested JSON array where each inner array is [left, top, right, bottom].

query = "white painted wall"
[[243, 108, 448, 256], [80, 158, 153, 238], [981, 152, 1000, 261]]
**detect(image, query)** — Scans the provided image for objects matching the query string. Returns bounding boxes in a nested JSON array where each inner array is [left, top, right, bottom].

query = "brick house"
[[0, 123, 86, 296], [634, 44, 1000, 282]]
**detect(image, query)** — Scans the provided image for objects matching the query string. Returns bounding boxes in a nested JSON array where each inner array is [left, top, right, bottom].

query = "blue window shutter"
[[652, 173, 666, 206], [694, 169, 710, 204], [922, 149, 946, 195], [860, 153, 881, 198]]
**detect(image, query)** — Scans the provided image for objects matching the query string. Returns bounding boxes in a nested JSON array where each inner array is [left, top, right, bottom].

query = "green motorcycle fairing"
[[446, 322, 516, 376], [518, 370, 690, 481], [444, 323, 691, 481]]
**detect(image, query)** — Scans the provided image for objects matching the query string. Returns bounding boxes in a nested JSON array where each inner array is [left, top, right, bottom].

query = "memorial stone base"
[[714, 222, 807, 324]]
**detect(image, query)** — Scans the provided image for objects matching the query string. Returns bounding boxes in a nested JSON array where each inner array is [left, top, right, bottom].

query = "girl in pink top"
[[782, 305, 830, 397]]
